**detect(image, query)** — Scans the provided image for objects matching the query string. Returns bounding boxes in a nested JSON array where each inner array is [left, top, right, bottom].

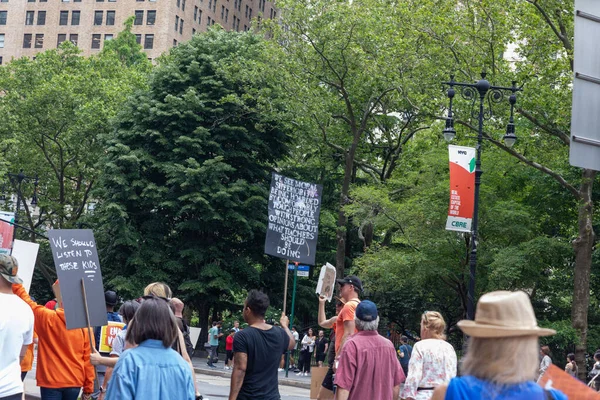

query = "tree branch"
[[517, 107, 570, 146]]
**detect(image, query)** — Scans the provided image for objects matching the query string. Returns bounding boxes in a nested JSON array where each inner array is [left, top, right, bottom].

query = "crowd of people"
[[0, 252, 591, 400]]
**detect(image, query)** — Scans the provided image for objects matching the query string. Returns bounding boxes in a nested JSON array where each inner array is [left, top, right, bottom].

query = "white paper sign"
[[12, 239, 40, 293], [189, 327, 202, 350], [315, 262, 336, 302]]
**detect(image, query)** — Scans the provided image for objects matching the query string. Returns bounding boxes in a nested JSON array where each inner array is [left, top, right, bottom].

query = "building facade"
[[0, 0, 277, 63]]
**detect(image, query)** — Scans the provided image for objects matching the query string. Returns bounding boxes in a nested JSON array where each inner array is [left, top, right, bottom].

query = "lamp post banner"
[[0, 211, 15, 254], [265, 173, 322, 265], [446, 145, 476, 233]]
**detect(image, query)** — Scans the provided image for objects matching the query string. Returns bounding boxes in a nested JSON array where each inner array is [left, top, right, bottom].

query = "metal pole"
[[467, 86, 487, 321], [283, 259, 290, 316], [285, 262, 299, 377]]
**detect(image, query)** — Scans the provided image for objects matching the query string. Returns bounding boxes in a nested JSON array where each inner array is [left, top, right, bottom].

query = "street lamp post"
[[443, 72, 521, 321]]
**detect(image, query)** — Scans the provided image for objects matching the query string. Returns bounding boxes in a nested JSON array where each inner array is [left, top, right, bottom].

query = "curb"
[[194, 367, 311, 390]]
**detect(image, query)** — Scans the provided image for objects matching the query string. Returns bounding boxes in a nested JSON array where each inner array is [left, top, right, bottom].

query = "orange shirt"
[[13, 284, 95, 393], [20, 332, 38, 372], [335, 298, 360, 355]]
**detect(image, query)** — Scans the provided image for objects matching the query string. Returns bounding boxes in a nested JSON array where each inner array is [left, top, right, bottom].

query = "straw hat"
[[457, 291, 555, 338]]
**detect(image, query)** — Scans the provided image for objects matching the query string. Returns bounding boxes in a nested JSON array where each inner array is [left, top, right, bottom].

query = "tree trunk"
[[195, 300, 210, 351], [572, 168, 596, 380]]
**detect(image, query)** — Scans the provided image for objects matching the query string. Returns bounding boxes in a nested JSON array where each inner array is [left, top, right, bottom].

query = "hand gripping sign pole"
[[81, 278, 100, 391]]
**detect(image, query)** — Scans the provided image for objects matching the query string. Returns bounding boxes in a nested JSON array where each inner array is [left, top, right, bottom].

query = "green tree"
[[94, 28, 293, 337], [0, 39, 148, 286]]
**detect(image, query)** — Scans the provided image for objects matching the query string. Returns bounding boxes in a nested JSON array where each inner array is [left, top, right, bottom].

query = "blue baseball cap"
[[355, 300, 378, 322]]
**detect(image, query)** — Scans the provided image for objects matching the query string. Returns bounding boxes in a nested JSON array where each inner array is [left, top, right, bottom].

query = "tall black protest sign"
[[48, 229, 107, 330], [265, 173, 322, 265]]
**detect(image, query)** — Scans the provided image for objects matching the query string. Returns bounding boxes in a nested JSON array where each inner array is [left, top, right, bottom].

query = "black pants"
[[300, 349, 312, 373]]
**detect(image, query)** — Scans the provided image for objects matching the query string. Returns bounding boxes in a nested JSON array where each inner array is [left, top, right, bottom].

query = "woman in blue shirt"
[[105, 297, 195, 400], [431, 291, 567, 400]]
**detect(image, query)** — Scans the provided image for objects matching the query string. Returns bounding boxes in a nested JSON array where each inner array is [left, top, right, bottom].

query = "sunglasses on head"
[[140, 295, 170, 303]]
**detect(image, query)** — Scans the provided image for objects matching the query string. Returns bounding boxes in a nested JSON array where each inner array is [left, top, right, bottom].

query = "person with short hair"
[[431, 291, 566, 400], [208, 321, 220, 368], [228, 290, 295, 400], [334, 276, 362, 362], [0, 254, 34, 400], [314, 330, 328, 367], [105, 297, 195, 399], [335, 300, 405, 400], [13, 279, 95, 400], [400, 311, 456, 400], [398, 335, 413, 376], [93, 290, 122, 396], [538, 345, 552, 381]]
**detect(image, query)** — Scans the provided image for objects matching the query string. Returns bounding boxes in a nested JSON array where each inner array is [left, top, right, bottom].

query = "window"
[[26, 11, 34, 25], [245, 5, 248, 17], [23, 33, 32, 48], [108, 0, 116, 2], [69, 33, 78, 45], [37, 11, 46, 25], [72, 10, 80, 25], [173, 39, 177, 47], [207, 16, 211, 25], [135, 34, 141, 44], [236, 18, 239, 30], [208, 0, 211, 9], [28, 0, 35, 2], [0, 34, 4, 48], [143, 34, 153, 49], [198, 9, 202, 23], [0, 11, 6, 25], [0, 0, 7, 3], [134, 10, 143, 25], [57, 33, 66, 47], [146, 10, 156, 25], [212, 0, 216, 11], [61, 0, 70, 2], [0, 57, 3, 65], [225, 8, 228, 22], [179, 19, 183, 34], [192, 28, 196, 35], [174, 15, 178, 32], [238, 0, 241, 11], [94, 11, 103, 25], [106, 10, 115, 25], [96, 0, 104, 2], [104, 34, 113, 41], [194, 6, 197, 21], [176, 0, 180, 7], [59, 10, 68, 25], [34, 33, 43, 48], [74, 0, 81, 2], [234, 0, 237, 10], [248, 8, 252, 18], [221, 5, 224, 19], [181, 0, 185, 11], [91, 34, 101, 49]]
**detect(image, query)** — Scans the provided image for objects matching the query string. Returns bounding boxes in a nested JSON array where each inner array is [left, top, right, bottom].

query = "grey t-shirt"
[[110, 329, 127, 357]]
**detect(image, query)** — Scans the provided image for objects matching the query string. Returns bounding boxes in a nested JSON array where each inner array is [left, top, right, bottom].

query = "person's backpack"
[[181, 319, 195, 357]]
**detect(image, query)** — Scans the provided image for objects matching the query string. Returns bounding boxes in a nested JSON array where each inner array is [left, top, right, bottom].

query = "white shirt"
[[292, 330, 299, 349], [401, 338, 457, 400], [0, 292, 34, 397]]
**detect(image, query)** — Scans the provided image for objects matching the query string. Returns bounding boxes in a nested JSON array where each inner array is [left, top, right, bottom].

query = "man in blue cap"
[[334, 300, 405, 400]]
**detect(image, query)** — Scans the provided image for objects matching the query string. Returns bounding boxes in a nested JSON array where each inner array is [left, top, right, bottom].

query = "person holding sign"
[[0, 254, 34, 400], [105, 297, 195, 400], [12, 279, 95, 400]]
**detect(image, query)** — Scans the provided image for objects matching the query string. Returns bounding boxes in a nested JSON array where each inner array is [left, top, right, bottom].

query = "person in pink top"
[[335, 300, 405, 400]]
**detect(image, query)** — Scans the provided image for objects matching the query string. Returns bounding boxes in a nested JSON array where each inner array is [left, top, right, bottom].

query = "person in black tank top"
[[228, 290, 295, 400]]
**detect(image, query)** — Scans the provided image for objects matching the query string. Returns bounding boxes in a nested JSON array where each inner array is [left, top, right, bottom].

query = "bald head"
[[171, 297, 184, 317]]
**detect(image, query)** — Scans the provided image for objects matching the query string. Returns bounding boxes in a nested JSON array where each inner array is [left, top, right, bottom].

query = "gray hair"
[[355, 316, 379, 331]]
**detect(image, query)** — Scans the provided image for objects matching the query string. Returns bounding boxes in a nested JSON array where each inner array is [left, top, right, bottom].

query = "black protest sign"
[[48, 229, 107, 330], [265, 173, 322, 265]]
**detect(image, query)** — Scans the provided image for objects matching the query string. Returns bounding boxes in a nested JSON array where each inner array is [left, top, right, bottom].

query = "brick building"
[[0, 0, 277, 63]]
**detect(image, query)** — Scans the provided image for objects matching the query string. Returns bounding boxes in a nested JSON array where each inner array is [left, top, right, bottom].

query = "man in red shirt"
[[335, 300, 405, 400]]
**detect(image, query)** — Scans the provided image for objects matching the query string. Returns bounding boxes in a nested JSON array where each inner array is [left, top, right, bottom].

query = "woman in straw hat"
[[431, 291, 567, 400], [401, 311, 457, 400]]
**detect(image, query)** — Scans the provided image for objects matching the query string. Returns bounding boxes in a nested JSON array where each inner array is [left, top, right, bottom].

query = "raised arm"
[[318, 296, 337, 328]]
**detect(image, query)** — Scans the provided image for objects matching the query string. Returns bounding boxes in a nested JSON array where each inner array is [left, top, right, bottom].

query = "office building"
[[0, 0, 277, 63]]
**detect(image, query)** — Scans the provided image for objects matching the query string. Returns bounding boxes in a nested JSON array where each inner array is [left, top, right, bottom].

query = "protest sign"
[[446, 145, 476, 233], [538, 364, 599, 399], [99, 321, 125, 353], [0, 211, 15, 254], [310, 367, 334, 399], [315, 263, 336, 302], [48, 229, 107, 330], [189, 327, 202, 351], [265, 173, 322, 265], [12, 239, 39, 292]]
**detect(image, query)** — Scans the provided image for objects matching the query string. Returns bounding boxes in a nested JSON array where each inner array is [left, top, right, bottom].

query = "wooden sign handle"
[[282, 259, 290, 315], [81, 278, 100, 391]]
